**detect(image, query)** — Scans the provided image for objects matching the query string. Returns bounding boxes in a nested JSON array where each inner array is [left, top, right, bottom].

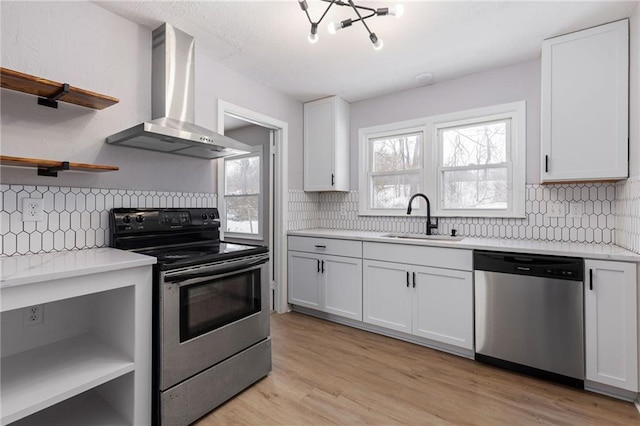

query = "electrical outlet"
[[23, 304, 44, 325], [568, 202, 584, 218], [547, 202, 566, 218], [22, 198, 44, 222]]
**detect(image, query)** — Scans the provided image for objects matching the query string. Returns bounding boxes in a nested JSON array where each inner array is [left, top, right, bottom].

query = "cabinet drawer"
[[363, 242, 472, 271], [288, 236, 362, 258]]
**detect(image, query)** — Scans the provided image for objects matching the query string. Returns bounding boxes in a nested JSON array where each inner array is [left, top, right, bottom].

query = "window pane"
[[441, 121, 507, 167], [442, 168, 508, 209], [225, 195, 259, 234], [372, 133, 422, 172], [371, 173, 421, 209], [225, 156, 260, 195]]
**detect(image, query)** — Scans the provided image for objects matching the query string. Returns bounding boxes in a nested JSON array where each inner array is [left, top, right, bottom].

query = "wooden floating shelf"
[[0, 155, 119, 177], [0, 67, 119, 110]]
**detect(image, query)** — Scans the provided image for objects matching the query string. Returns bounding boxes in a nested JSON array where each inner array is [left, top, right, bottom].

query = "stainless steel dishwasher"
[[474, 251, 584, 387]]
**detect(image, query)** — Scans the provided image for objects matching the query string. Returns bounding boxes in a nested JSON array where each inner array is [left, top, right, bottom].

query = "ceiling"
[[96, 1, 638, 103]]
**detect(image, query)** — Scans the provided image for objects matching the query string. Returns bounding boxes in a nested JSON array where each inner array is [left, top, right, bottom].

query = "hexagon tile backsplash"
[[0, 185, 216, 256], [288, 180, 640, 252], [2, 179, 639, 257]]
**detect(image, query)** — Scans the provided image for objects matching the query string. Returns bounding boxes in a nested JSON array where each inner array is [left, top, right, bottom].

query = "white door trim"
[[217, 100, 289, 314]]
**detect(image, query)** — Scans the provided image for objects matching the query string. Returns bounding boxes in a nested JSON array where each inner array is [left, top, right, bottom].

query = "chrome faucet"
[[407, 193, 438, 235]]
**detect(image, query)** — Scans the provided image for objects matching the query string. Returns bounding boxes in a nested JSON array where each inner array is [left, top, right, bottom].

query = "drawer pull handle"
[[314, 245, 327, 249]]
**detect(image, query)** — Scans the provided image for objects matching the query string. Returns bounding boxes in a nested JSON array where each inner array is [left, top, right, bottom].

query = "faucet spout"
[[407, 193, 438, 235]]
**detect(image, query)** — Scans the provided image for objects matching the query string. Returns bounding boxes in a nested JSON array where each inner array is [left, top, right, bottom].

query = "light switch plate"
[[22, 198, 44, 222], [547, 202, 566, 218], [568, 202, 584, 218]]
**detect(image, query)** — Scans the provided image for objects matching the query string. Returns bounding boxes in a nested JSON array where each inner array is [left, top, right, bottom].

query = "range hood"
[[106, 23, 251, 159]]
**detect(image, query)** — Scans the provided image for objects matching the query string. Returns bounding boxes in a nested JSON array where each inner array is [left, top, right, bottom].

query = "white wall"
[[0, 1, 303, 192], [349, 59, 541, 187], [630, 3, 640, 177]]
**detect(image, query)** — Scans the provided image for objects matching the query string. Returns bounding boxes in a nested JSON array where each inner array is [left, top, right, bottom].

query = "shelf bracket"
[[37, 83, 70, 109], [38, 161, 69, 177]]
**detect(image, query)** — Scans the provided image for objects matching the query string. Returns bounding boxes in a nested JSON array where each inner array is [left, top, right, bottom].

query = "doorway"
[[217, 100, 289, 314]]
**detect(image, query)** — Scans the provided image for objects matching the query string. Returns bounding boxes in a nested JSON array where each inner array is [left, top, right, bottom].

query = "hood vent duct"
[[106, 23, 252, 159]]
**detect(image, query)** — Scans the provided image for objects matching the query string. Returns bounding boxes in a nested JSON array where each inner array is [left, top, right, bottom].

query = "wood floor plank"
[[196, 312, 640, 425]]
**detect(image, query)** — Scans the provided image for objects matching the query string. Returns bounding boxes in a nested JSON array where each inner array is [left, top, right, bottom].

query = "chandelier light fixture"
[[298, 0, 404, 50]]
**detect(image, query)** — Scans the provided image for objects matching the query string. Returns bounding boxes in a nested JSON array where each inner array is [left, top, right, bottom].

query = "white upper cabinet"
[[541, 19, 629, 183], [304, 96, 350, 191]]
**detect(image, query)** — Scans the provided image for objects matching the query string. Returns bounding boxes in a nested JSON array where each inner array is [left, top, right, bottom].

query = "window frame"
[[428, 101, 526, 218], [358, 118, 429, 216], [357, 101, 526, 218], [218, 145, 264, 240]]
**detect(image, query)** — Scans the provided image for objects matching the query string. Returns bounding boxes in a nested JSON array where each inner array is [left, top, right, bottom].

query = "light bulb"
[[370, 33, 383, 50], [328, 21, 338, 34], [389, 4, 404, 17], [308, 23, 318, 43]]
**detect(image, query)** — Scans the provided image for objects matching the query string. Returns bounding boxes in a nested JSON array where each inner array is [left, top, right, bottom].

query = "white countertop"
[[0, 248, 157, 288], [288, 229, 640, 262]]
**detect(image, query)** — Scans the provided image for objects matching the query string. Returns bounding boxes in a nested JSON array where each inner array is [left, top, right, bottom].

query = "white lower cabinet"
[[288, 237, 363, 321], [288, 251, 322, 310], [584, 259, 638, 392], [363, 259, 473, 350]]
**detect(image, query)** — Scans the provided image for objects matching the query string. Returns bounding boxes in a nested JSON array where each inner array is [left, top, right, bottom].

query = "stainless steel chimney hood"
[[106, 23, 251, 159]]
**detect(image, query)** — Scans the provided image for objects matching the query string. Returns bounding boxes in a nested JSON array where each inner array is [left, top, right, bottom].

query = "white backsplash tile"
[[0, 185, 217, 256], [289, 182, 621, 246], [615, 175, 640, 254]]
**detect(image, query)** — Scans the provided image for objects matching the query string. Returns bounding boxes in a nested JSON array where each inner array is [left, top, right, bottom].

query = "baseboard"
[[290, 305, 474, 359]]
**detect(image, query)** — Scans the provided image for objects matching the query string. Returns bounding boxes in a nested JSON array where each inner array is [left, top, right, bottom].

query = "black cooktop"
[[109, 208, 268, 270], [140, 242, 268, 270]]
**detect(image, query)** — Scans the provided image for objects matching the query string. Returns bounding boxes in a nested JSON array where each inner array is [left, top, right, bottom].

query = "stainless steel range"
[[110, 208, 271, 426]]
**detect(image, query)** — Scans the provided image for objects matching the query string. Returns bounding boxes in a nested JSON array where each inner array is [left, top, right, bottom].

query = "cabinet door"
[[303, 96, 349, 191], [363, 260, 412, 333], [584, 259, 638, 391], [541, 19, 628, 182], [288, 251, 321, 310], [412, 266, 473, 349], [323, 255, 363, 321]]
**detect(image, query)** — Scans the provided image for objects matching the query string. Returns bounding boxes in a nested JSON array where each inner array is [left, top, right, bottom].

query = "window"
[[358, 102, 526, 218], [359, 120, 428, 216], [220, 147, 263, 238], [431, 102, 526, 217]]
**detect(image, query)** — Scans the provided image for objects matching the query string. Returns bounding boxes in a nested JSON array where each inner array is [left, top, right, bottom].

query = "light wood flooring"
[[197, 312, 640, 425]]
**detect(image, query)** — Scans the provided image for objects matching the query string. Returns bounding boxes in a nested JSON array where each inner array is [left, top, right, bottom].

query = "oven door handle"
[[164, 255, 269, 283]]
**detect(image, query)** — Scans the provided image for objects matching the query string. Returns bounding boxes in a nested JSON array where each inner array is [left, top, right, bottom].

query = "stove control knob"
[[135, 215, 144, 223], [209, 213, 216, 219], [201, 213, 208, 220], [122, 215, 131, 224]]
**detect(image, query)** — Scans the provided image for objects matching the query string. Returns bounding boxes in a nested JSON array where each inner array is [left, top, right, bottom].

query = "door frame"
[[217, 100, 289, 314]]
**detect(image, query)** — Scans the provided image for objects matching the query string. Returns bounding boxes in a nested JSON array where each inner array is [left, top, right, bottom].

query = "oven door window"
[[179, 268, 261, 342]]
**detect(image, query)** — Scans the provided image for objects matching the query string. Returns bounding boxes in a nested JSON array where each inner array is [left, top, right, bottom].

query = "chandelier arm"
[[303, 8, 313, 24], [317, 0, 337, 25], [347, 0, 374, 36]]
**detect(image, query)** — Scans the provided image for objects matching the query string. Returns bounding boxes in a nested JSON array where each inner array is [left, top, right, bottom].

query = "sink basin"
[[382, 233, 465, 242]]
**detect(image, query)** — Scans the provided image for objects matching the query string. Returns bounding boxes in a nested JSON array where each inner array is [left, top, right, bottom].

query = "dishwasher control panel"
[[474, 251, 584, 281]]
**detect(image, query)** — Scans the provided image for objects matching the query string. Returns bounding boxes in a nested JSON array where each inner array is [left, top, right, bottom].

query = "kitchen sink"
[[382, 233, 465, 242]]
